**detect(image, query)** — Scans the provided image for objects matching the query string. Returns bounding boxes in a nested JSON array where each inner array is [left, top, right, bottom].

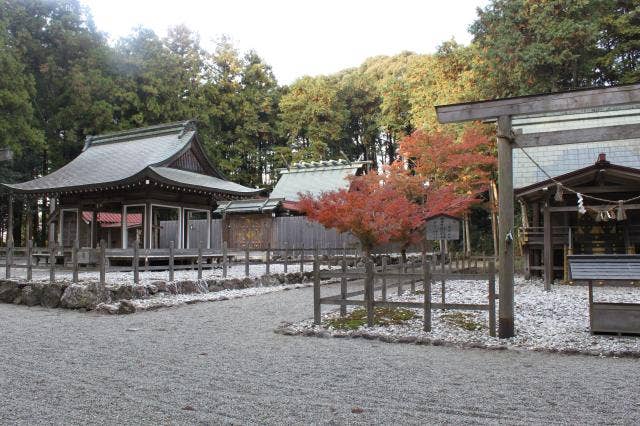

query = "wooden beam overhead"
[[435, 83, 640, 123], [515, 122, 640, 148]]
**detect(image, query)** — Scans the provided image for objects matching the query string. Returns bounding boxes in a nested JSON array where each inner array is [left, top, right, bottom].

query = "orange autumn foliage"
[[398, 126, 495, 196], [298, 125, 495, 252]]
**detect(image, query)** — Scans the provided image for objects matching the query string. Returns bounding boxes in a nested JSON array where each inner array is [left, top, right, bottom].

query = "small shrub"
[[325, 307, 416, 330], [441, 311, 483, 331]]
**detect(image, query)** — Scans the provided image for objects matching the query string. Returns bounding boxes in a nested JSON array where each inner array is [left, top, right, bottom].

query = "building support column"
[[543, 196, 553, 291], [7, 194, 14, 247], [497, 115, 515, 338], [48, 196, 56, 246], [91, 205, 98, 249]]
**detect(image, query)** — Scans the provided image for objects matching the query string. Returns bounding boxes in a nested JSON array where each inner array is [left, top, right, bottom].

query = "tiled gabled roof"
[[270, 160, 367, 201], [2, 121, 261, 197]]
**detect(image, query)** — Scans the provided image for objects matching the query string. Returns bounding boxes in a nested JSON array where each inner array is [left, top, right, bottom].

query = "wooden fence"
[[313, 252, 497, 336], [0, 240, 361, 285]]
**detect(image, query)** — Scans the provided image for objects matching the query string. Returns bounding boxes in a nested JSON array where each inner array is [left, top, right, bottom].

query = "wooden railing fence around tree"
[[313, 252, 497, 336]]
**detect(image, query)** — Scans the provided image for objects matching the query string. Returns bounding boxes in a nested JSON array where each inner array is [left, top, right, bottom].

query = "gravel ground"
[[282, 278, 640, 356], [7, 263, 318, 285], [1, 281, 640, 424]]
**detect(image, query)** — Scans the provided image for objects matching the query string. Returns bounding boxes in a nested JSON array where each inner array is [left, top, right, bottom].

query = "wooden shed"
[[214, 160, 366, 249]]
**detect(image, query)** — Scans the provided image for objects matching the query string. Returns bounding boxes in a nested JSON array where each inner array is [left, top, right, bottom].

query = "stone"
[[0, 280, 20, 303], [95, 303, 119, 315], [60, 284, 98, 309], [177, 280, 198, 294], [224, 279, 241, 290], [133, 285, 149, 299], [260, 275, 279, 287], [21, 284, 43, 307], [117, 300, 137, 314], [113, 284, 134, 300], [241, 277, 256, 289], [152, 280, 168, 293], [41, 284, 64, 308], [207, 280, 223, 292]]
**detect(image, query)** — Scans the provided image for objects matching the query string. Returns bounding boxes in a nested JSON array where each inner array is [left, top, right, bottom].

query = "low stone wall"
[[0, 271, 314, 312]]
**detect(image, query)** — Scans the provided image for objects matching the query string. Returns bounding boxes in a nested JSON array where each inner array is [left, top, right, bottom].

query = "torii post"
[[435, 83, 640, 338]]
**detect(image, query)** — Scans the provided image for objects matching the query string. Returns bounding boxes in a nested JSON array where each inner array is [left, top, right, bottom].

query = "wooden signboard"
[[426, 214, 461, 241]]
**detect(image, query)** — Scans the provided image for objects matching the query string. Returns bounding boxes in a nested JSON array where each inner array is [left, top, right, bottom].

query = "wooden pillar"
[[6, 194, 13, 247], [48, 197, 56, 246], [91, 205, 98, 249], [497, 115, 515, 338], [543, 197, 553, 291], [25, 201, 32, 245], [531, 201, 541, 277], [463, 213, 471, 255], [489, 180, 499, 257]]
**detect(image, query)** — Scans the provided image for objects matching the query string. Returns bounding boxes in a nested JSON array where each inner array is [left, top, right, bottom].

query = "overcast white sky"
[[81, 0, 489, 85]]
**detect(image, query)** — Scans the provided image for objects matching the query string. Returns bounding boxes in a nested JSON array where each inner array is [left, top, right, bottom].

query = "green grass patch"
[[325, 307, 416, 330], [440, 311, 484, 331]]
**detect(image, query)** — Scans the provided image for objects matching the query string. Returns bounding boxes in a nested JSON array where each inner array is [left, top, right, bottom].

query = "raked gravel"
[[281, 277, 640, 357], [8, 262, 318, 285], [1, 281, 639, 424]]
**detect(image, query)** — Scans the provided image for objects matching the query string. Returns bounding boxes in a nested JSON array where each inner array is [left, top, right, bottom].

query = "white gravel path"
[[1, 281, 640, 424]]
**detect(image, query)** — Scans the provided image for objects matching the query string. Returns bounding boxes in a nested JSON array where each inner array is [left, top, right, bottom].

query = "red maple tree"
[[298, 125, 495, 255]]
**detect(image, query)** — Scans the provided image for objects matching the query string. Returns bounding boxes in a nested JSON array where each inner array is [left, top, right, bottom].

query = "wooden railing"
[[313, 253, 498, 336], [0, 240, 362, 285], [520, 226, 571, 245]]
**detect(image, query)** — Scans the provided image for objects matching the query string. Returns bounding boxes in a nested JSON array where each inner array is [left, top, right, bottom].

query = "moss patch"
[[325, 307, 416, 330], [441, 311, 483, 331]]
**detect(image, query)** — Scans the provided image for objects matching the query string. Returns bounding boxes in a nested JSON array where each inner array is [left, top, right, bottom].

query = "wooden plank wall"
[[273, 216, 357, 250]]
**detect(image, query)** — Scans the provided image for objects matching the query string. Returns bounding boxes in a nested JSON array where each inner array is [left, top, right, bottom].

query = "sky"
[[81, 0, 489, 85]]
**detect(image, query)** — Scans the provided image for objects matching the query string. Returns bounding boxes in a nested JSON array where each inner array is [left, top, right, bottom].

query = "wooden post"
[[91, 206, 98, 248], [543, 197, 553, 291], [265, 243, 271, 275], [26, 240, 33, 281], [283, 243, 288, 274], [99, 239, 106, 286], [299, 245, 304, 272], [340, 249, 347, 316], [489, 180, 499, 258], [440, 239, 446, 311], [488, 260, 496, 337], [497, 115, 515, 338], [245, 246, 250, 277], [222, 240, 228, 278], [5, 241, 12, 279], [197, 241, 203, 281], [49, 242, 56, 283], [398, 256, 404, 295], [72, 239, 79, 283], [381, 256, 387, 301], [169, 241, 175, 282], [422, 252, 431, 332], [588, 280, 594, 333], [313, 246, 321, 325], [133, 239, 140, 284], [410, 259, 416, 293], [364, 255, 375, 328], [6, 194, 13, 247], [464, 213, 472, 256]]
